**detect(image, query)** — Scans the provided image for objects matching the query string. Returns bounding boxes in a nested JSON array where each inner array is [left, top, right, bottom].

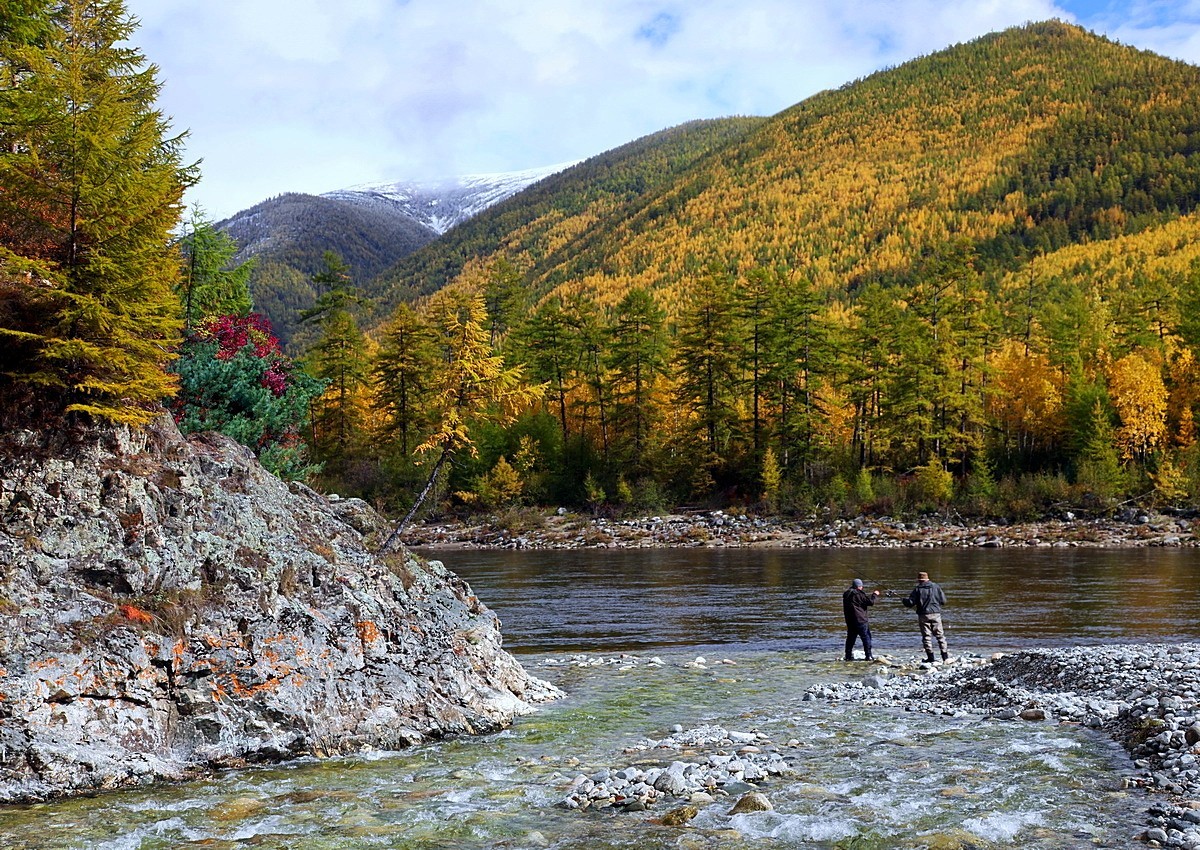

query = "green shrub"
[[912, 458, 954, 509]]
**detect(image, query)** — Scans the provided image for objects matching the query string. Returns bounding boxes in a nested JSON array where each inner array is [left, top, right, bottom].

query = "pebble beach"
[[400, 508, 1198, 550]]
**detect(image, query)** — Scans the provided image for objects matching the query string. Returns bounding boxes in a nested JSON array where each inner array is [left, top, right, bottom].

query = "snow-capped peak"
[[324, 161, 578, 236]]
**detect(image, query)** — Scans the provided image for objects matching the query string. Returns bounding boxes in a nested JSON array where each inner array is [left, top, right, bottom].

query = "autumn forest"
[[6, 10, 1200, 524]]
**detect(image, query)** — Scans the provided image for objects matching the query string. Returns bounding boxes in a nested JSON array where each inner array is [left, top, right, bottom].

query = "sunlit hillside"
[[381, 21, 1200, 311]]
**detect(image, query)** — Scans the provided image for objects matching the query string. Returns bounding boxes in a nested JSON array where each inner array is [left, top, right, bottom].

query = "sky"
[[123, 0, 1200, 221]]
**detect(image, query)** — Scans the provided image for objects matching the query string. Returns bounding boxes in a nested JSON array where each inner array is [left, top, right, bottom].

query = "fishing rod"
[[851, 575, 900, 597]]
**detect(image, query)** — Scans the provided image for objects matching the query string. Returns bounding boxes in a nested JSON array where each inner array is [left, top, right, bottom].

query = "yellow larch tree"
[[1108, 351, 1168, 463]]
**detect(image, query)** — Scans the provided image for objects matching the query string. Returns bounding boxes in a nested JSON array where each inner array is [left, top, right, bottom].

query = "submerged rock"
[[729, 791, 773, 814], [659, 804, 699, 826], [0, 415, 561, 802]]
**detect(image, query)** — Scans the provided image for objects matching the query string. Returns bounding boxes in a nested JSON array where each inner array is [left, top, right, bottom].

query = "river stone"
[[210, 796, 268, 822], [660, 805, 699, 826], [1019, 708, 1047, 721], [729, 792, 773, 814], [0, 415, 562, 802]]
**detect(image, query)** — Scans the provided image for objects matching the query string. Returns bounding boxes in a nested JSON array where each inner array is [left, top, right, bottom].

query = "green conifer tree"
[[0, 0, 195, 424], [607, 287, 668, 475], [373, 303, 436, 457], [177, 210, 253, 330], [302, 252, 367, 457], [673, 263, 742, 482], [512, 295, 580, 444], [760, 268, 829, 476]]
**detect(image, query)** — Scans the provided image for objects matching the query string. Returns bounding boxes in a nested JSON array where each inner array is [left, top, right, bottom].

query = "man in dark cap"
[[842, 578, 880, 661], [903, 570, 949, 663]]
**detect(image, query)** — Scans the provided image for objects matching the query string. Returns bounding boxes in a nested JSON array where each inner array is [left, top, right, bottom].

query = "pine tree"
[[177, 210, 253, 330], [606, 287, 668, 475], [760, 268, 829, 476], [483, 257, 525, 349], [672, 263, 742, 476], [511, 295, 580, 444], [1076, 399, 1127, 501], [373, 304, 436, 456], [302, 252, 367, 457], [0, 0, 195, 424]]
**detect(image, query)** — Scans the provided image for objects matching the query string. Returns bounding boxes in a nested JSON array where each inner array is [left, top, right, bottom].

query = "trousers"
[[845, 621, 873, 660], [919, 613, 948, 655]]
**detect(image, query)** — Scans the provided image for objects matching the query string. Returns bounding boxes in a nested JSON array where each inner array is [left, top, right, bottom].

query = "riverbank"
[[398, 507, 1198, 550], [811, 643, 1200, 848], [531, 644, 1200, 846]]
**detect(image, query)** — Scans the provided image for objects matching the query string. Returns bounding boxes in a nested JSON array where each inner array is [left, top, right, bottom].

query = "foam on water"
[[228, 814, 304, 841], [0, 649, 1154, 849], [751, 811, 860, 842], [961, 809, 1047, 842]]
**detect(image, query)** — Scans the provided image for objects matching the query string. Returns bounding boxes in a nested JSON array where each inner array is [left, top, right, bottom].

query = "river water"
[[3, 546, 1198, 849]]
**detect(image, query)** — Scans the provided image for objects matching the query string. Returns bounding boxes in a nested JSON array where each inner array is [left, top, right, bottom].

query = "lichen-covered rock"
[[0, 414, 560, 802]]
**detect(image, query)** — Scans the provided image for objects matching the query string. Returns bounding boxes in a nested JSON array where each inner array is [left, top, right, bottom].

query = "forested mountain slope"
[[374, 117, 766, 304], [380, 21, 1200, 308], [219, 164, 572, 348], [301, 20, 1200, 517], [217, 193, 436, 347]]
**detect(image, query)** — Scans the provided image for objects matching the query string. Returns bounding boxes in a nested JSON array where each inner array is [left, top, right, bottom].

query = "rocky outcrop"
[[0, 415, 560, 802]]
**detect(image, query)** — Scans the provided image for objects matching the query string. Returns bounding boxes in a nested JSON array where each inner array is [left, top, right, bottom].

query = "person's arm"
[[902, 589, 915, 608], [935, 585, 946, 606]]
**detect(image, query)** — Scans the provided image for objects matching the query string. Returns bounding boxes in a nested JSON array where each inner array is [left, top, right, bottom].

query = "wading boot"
[[925, 652, 936, 664], [941, 652, 950, 662]]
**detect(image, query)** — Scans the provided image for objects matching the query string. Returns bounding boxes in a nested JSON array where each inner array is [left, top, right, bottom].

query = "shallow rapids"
[[0, 649, 1146, 849]]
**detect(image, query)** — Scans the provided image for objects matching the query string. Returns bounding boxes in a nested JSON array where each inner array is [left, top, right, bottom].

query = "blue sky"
[[123, 1, 1200, 220]]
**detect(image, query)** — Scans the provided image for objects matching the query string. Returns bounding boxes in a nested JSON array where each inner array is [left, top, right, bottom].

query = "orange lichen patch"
[[119, 604, 154, 624], [356, 620, 382, 644], [30, 657, 60, 671], [228, 673, 282, 698]]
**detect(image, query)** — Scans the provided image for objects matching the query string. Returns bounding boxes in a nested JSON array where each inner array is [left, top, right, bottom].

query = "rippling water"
[[3, 547, 1196, 848], [442, 546, 1200, 653]]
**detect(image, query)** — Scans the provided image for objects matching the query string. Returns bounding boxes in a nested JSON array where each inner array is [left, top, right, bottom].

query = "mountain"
[[375, 22, 1200, 311], [218, 164, 571, 347], [325, 162, 576, 236], [265, 19, 1200, 514], [374, 117, 765, 305]]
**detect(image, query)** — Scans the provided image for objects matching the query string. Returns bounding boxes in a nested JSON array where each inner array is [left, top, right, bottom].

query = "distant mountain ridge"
[[217, 163, 573, 347], [325, 162, 578, 236]]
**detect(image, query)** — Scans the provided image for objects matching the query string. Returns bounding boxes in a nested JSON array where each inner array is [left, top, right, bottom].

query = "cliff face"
[[0, 415, 560, 802]]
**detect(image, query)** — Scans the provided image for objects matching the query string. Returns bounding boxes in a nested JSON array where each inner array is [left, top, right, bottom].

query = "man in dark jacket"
[[903, 570, 949, 663], [842, 578, 880, 661]]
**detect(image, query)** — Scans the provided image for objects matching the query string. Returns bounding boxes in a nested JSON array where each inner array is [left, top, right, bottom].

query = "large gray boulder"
[[0, 415, 560, 801]]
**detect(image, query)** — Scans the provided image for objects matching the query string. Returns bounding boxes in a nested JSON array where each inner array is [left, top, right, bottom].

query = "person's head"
[[917, 571, 929, 582], [852, 578, 864, 589]]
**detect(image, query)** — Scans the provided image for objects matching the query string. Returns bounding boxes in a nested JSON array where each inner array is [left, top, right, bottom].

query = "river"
[[2, 546, 1197, 849]]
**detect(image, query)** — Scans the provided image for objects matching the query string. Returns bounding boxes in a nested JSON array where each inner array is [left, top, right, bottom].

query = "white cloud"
[[122, 0, 1200, 219]]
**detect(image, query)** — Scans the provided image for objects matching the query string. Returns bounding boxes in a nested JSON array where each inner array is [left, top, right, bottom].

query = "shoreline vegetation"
[[396, 506, 1199, 550]]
